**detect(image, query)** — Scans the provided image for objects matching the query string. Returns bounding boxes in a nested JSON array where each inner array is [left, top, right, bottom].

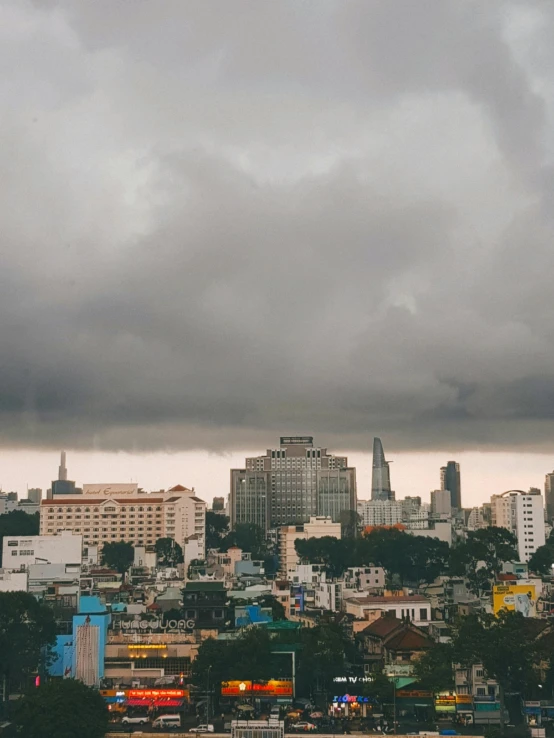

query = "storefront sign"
[[128, 689, 187, 699], [221, 680, 293, 697], [127, 644, 167, 650], [121, 618, 195, 632], [456, 695, 473, 704], [333, 676, 373, 684], [397, 690, 433, 698], [333, 695, 373, 704], [435, 695, 456, 713]]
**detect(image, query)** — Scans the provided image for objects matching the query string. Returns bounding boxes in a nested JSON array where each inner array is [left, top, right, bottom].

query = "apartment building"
[[490, 490, 545, 562], [278, 516, 341, 575], [40, 484, 206, 555]]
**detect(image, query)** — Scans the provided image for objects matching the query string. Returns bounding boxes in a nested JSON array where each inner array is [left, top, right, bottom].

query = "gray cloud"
[[1, 0, 554, 454]]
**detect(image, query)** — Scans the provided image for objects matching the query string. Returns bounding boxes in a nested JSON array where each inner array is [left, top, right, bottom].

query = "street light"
[[207, 665, 212, 726]]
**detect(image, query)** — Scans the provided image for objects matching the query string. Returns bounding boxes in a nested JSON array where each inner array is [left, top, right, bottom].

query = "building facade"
[[230, 436, 356, 531], [490, 490, 546, 562], [2, 531, 83, 569], [545, 472, 554, 522], [357, 500, 403, 527], [40, 485, 206, 556], [440, 461, 461, 509], [278, 516, 341, 575]]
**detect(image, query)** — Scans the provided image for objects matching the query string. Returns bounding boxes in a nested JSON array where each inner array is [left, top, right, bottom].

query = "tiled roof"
[[169, 485, 191, 492], [385, 629, 431, 652], [347, 594, 429, 605], [361, 615, 403, 637]]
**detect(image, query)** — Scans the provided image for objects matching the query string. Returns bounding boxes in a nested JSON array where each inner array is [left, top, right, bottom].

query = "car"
[[189, 725, 215, 733], [292, 722, 317, 731], [121, 715, 149, 725]]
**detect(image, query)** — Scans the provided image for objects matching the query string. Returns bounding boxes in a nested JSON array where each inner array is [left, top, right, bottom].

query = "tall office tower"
[[371, 437, 393, 501], [430, 489, 452, 517], [27, 488, 42, 504], [545, 473, 554, 521], [230, 436, 357, 532], [440, 461, 461, 509], [59, 450, 68, 481]]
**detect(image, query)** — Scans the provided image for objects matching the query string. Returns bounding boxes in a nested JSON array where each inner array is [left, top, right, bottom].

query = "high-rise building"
[[371, 437, 393, 501], [230, 436, 357, 531], [212, 497, 225, 512], [27, 488, 42, 504], [440, 461, 461, 509], [59, 451, 68, 481], [430, 489, 452, 517], [49, 451, 81, 498], [490, 489, 545, 562], [545, 473, 554, 521]]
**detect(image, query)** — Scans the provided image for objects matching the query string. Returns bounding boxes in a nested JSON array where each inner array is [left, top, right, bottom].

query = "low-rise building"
[[344, 593, 432, 627], [2, 531, 83, 570], [278, 516, 341, 575]]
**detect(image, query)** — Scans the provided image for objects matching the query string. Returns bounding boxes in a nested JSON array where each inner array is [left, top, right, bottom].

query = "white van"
[[152, 714, 182, 729]]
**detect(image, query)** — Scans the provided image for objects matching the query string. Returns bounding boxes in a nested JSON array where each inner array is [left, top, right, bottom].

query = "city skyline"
[[2, 445, 554, 511]]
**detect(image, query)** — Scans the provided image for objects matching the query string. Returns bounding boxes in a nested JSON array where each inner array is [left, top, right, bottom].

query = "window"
[[476, 687, 486, 696], [7, 541, 18, 547], [419, 608, 428, 621], [475, 669, 484, 678]]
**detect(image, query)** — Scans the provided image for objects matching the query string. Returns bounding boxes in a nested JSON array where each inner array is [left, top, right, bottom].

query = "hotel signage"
[[280, 437, 313, 446]]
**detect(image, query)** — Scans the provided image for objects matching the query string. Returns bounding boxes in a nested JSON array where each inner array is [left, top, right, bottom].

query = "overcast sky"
[[2, 1, 554, 505]]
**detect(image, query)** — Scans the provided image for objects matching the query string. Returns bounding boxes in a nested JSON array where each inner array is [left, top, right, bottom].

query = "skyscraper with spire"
[[371, 437, 394, 501], [58, 450, 68, 481]]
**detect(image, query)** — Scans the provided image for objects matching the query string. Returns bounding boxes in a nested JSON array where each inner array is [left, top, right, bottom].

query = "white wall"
[[2, 531, 83, 570], [0, 570, 28, 592], [515, 494, 546, 562]]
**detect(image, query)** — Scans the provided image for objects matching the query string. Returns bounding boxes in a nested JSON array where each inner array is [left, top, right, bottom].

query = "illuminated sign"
[[221, 680, 293, 697], [121, 618, 195, 632], [333, 677, 373, 683], [333, 695, 373, 704], [128, 689, 186, 699], [435, 695, 456, 713], [127, 644, 167, 650], [456, 695, 473, 704], [397, 690, 433, 698]]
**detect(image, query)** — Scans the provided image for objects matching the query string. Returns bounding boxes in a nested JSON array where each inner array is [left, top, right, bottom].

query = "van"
[[152, 714, 181, 729]]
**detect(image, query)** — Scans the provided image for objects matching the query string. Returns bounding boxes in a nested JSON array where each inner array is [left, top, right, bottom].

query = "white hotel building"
[[39, 483, 206, 556]]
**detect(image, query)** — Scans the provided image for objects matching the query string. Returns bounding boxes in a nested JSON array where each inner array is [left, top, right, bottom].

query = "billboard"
[[493, 584, 537, 617], [221, 680, 293, 697], [82, 483, 138, 496]]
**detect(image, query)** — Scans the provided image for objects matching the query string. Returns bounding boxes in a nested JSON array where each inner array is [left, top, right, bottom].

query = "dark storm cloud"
[[1, 0, 554, 453]]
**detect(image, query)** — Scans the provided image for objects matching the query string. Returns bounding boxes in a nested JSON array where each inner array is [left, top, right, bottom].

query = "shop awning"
[[126, 698, 184, 707]]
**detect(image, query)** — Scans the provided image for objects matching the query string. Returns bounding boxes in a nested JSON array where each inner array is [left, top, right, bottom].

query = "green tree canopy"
[[449, 527, 518, 595], [221, 523, 267, 559], [295, 528, 449, 583], [14, 678, 108, 738], [100, 540, 134, 573], [155, 537, 184, 566], [192, 627, 274, 687], [413, 641, 455, 695], [206, 511, 230, 550], [0, 592, 56, 716], [528, 543, 554, 576], [0, 511, 39, 566], [297, 623, 353, 696]]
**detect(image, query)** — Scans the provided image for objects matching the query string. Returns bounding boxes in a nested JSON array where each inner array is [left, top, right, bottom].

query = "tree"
[[528, 543, 554, 576], [14, 678, 108, 738], [413, 641, 455, 695], [221, 523, 267, 559], [452, 610, 539, 725], [0, 511, 40, 566], [259, 594, 286, 621], [101, 540, 134, 573], [0, 592, 56, 716], [297, 623, 352, 698], [450, 527, 518, 595], [155, 537, 184, 566], [206, 511, 230, 550], [192, 628, 274, 689]]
